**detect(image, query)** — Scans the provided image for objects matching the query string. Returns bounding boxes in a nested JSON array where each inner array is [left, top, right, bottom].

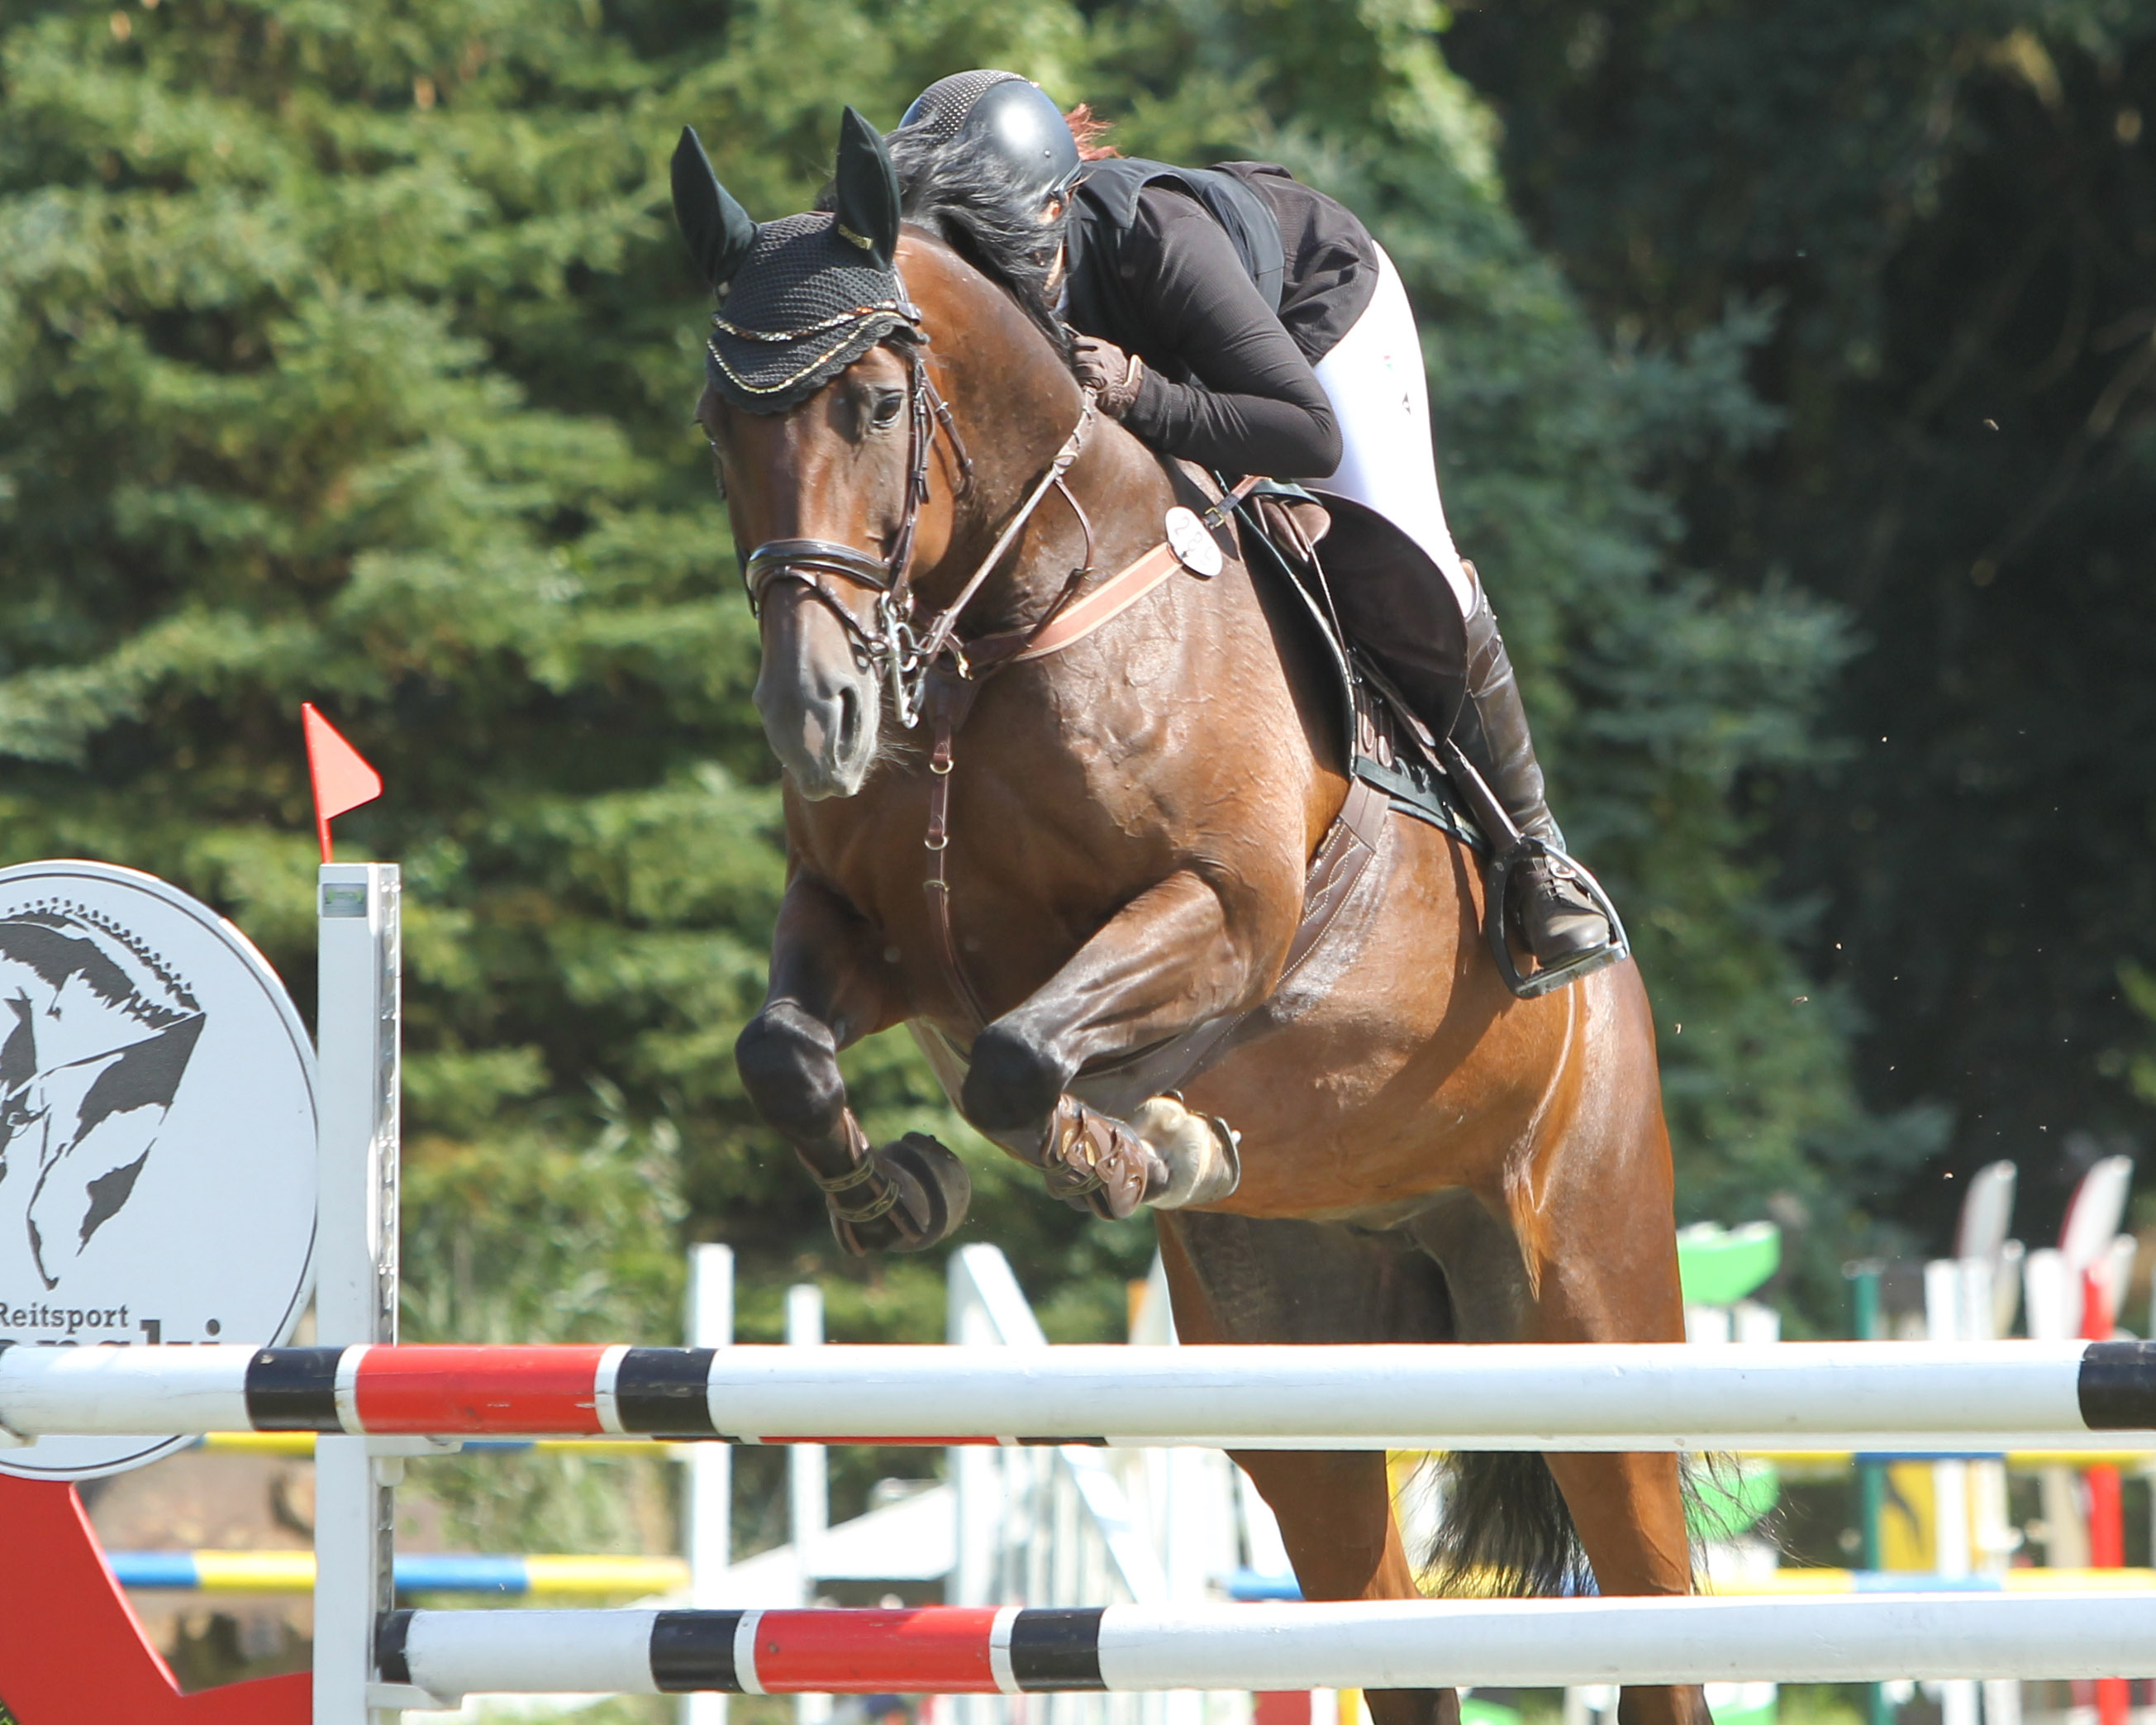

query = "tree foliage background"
[[2, 0, 2141, 1571], [1446, 0, 2156, 1248]]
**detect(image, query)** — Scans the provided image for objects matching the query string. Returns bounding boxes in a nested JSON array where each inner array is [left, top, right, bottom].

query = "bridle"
[[735, 307, 1095, 731]]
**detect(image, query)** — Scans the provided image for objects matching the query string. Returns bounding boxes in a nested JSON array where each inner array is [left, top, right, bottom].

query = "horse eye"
[[869, 391, 905, 430], [705, 440, 728, 500]]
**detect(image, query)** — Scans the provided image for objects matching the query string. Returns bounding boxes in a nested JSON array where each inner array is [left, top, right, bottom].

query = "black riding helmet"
[[900, 70, 1082, 212]]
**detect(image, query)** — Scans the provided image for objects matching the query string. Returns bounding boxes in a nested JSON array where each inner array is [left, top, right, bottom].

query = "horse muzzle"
[[754, 588, 883, 799]]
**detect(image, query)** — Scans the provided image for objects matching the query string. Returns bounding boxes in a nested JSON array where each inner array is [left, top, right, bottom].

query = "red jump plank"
[[353, 1345, 612, 1434], [749, 1608, 1003, 1694]]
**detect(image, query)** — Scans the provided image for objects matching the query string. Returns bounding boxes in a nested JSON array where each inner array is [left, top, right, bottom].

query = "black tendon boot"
[[1451, 579, 1616, 972]]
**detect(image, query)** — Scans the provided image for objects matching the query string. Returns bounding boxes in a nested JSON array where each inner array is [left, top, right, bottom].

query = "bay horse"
[[679, 112, 1706, 1725]]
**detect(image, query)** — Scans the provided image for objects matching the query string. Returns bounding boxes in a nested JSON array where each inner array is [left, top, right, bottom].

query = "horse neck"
[[908, 259, 1164, 632], [935, 385, 1173, 642]]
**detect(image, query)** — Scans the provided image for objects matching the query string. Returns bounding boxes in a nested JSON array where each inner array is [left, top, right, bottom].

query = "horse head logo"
[[0, 908, 204, 1289]]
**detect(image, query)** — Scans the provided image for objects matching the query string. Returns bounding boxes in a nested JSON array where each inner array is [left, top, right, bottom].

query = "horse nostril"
[[836, 686, 861, 760]]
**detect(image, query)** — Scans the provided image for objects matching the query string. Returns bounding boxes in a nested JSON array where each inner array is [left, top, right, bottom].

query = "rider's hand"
[[1073, 336, 1146, 418]]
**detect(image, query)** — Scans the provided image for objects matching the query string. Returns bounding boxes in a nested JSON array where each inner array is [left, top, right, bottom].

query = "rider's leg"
[[1307, 246, 1474, 610], [1308, 245, 1611, 966], [1452, 578, 1613, 965], [1321, 546, 1610, 967]]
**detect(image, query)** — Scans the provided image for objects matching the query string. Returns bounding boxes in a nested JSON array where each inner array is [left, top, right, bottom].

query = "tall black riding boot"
[[1451, 579, 1614, 968]]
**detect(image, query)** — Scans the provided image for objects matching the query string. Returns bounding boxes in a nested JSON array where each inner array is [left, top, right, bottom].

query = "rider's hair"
[[880, 121, 1074, 362], [1064, 103, 1119, 161]]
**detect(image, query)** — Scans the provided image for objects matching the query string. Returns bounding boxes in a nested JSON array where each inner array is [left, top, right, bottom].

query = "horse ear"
[[832, 107, 901, 269], [671, 126, 759, 291]]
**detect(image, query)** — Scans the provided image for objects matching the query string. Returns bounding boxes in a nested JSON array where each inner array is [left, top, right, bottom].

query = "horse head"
[[673, 112, 1083, 798]]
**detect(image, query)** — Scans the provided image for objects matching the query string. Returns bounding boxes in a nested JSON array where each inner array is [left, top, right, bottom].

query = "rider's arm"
[[1116, 188, 1341, 478]]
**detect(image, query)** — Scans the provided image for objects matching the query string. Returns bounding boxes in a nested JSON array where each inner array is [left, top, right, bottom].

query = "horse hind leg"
[[1409, 1025, 1711, 1725], [1158, 1211, 1460, 1725]]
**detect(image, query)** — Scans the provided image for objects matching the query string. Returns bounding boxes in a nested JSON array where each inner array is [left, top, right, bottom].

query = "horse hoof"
[[880, 1132, 971, 1252], [1036, 1095, 1171, 1222], [827, 1133, 971, 1257]]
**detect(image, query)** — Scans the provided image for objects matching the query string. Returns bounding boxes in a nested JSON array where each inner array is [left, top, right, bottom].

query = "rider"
[[888, 70, 1614, 975]]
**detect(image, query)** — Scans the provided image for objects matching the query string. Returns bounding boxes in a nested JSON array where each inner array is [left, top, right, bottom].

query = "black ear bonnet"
[[671, 112, 917, 414]]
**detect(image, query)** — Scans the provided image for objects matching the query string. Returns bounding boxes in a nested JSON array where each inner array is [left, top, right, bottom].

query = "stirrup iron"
[[1435, 737, 1631, 999], [1484, 836, 1630, 1000]]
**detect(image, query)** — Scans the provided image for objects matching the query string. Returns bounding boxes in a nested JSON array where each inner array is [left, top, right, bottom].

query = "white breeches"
[[1307, 245, 1473, 615]]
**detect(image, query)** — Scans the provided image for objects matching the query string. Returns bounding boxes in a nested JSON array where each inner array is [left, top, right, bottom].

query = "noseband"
[[738, 308, 1094, 731]]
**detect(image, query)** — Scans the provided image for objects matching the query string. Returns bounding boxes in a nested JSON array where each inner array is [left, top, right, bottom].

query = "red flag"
[[302, 703, 383, 863]]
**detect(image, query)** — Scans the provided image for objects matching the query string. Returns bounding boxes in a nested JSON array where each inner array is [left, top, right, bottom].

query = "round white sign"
[[1164, 505, 1225, 579], [0, 860, 316, 1480]]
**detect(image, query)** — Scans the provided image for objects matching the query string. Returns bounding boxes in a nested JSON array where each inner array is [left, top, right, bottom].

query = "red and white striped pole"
[[8, 1338, 2156, 1447], [374, 1595, 2156, 1702]]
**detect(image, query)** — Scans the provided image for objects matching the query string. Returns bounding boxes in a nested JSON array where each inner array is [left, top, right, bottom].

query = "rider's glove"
[[1072, 336, 1146, 419]]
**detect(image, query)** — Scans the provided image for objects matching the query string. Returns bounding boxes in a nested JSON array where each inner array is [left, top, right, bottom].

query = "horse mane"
[[823, 122, 1075, 365]]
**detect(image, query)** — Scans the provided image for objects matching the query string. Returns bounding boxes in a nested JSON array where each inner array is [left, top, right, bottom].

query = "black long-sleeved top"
[[1062, 160, 1379, 478]]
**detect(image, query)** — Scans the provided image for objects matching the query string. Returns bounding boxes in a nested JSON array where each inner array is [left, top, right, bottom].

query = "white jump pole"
[[313, 860, 407, 1723], [16, 1339, 2156, 1449], [378, 1594, 2156, 1701]]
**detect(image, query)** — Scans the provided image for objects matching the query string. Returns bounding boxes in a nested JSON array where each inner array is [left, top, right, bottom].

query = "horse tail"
[[1426, 1452, 1770, 1597], [1424, 1452, 1590, 1598]]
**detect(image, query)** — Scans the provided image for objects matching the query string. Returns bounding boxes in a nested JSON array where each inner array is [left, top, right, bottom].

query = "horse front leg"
[[962, 867, 1282, 1216], [735, 873, 971, 1256]]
